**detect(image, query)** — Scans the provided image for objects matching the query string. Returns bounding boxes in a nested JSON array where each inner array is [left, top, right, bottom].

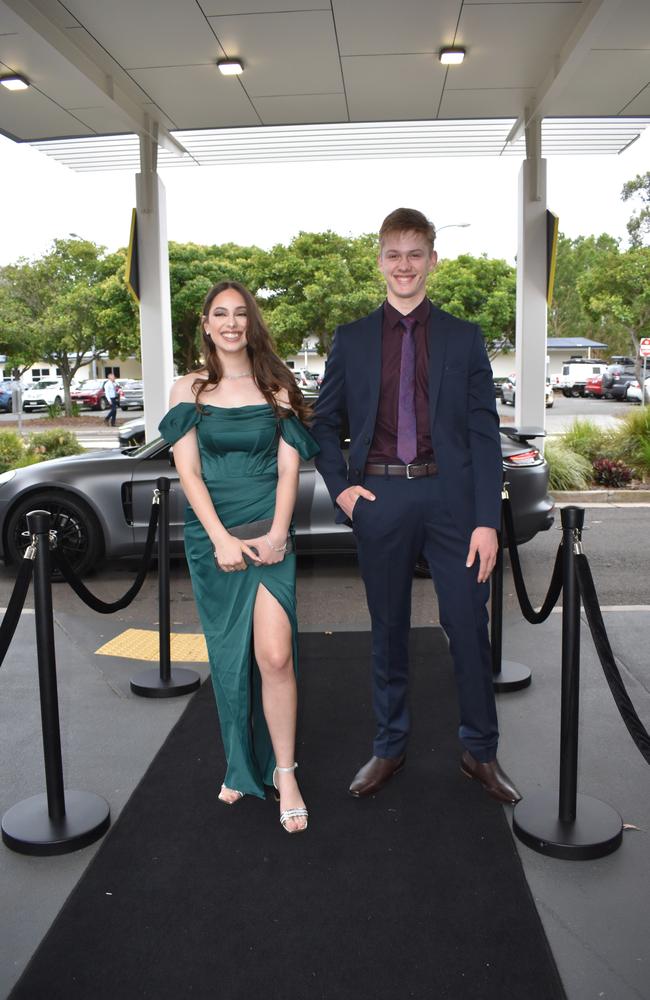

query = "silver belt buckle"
[[405, 462, 417, 479]]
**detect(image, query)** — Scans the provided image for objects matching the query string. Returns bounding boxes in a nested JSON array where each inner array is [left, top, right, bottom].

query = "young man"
[[103, 371, 118, 427], [312, 208, 521, 803]]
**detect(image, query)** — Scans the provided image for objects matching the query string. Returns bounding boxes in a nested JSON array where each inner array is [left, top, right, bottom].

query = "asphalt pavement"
[[0, 393, 649, 999]]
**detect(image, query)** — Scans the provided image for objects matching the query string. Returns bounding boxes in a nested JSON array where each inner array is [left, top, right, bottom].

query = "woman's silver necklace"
[[222, 371, 253, 380]]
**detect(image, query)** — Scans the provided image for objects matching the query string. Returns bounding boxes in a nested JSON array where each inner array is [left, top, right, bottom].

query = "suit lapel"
[[427, 305, 449, 426], [363, 306, 383, 433]]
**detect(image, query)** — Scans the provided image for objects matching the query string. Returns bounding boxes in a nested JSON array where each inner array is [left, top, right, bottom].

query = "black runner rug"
[[11, 629, 565, 1000]]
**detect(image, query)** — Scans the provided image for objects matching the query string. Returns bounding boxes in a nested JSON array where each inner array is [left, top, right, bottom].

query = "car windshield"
[[76, 380, 103, 390]]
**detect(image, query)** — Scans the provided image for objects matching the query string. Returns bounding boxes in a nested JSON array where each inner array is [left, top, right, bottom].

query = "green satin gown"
[[158, 402, 319, 798]]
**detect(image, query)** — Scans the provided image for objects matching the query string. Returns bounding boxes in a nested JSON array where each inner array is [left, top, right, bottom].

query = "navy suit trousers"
[[352, 473, 499, 763]]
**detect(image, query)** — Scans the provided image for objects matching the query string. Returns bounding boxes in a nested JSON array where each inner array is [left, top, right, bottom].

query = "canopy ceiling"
[[1, 0, 649, 170]]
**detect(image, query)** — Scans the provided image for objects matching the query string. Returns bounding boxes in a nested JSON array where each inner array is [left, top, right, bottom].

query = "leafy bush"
[[25, 430, 83, 461], [592, 458, 633, 488], [544, 439, 593, 491], [609, 407, 650, 479], [561, 419, 610, 464], [0, 431, 25, 473], [46, 401, 63, 419]]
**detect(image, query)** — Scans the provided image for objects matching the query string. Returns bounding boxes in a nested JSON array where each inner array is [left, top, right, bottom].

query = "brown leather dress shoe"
[[460, 750, 522, 804], [349, 754, 406, 797]]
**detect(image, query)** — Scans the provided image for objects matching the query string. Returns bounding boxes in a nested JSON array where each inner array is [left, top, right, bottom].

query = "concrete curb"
[[551, 489, 650, 503]]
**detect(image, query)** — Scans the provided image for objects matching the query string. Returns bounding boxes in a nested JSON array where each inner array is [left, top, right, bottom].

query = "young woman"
[[159, 281, 318, 833]]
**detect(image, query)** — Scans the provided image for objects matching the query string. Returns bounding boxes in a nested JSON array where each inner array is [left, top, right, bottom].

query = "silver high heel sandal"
[[218, 784, 244, 805], [273, 763, 308, 833]]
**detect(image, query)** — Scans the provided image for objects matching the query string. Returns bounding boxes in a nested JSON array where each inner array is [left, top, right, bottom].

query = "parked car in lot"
[[70, 379, 108, 411], [118, 380, 144, 410], [501, 375, 553, 408], [555, 359, 607, 397], [625, 377, 650, 404], [601, 363, 637, 400], [585, 374, 604, 397], [0, 426, 554, 576], [21, 379, 65, 411], [0, 380, 14, 413], [493, 375, 509, 399], [293, 369, 319, 389]]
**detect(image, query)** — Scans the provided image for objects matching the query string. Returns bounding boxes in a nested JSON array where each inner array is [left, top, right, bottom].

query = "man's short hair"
[[379, 208, 436, 252]]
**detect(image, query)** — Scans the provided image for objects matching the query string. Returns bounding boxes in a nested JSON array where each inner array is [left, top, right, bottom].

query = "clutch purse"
[[215, 518, 294, 569]]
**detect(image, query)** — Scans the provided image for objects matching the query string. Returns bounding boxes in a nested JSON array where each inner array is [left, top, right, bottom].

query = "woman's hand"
[[214, 534, 261, 572], [246, 532, 287, 566]]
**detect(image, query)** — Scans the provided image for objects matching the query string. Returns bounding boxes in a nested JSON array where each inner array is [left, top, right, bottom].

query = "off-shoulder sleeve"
[[158, 403, 201, 444], [279, 414, 320, 461]]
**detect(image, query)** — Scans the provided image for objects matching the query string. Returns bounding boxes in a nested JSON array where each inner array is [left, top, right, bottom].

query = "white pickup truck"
[[553, 360, 606, 397]]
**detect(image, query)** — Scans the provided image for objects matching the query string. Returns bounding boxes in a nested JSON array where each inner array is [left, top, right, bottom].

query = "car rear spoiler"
[[500, 425, 547, 442]]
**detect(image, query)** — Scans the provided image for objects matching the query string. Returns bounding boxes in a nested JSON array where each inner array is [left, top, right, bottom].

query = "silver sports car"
[[0, 430, 554, 576]]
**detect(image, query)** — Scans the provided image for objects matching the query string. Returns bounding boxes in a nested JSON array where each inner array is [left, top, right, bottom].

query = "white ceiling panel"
[[207, 11, 342, 96], [203, 1, 326, 12], [129, 65, 260, 128], [0, 84, 93, 140], [440, 87, 536, 119], [549, 50, 650, 115], [343, 54, 445, 121], [587, 0, 650, 47], [333, 0, 458, 57], [621, 85, 650, 115], [63, 0, 218, 69], [64, 105, 143, 134], [252, 92, 347, 125], [455, 3, 583, 90]]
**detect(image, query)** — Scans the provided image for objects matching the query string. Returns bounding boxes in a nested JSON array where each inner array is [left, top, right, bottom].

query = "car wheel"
[[4, 491, 103, 577], [570, 387, 581, 398], [53, 395, 62, 407], [99, 397, 109, 411], [562, 389, 572, 398]]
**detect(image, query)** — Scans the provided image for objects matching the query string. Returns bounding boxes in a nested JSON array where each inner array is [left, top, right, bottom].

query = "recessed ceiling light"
[[439, 48, 465, 66], [217, 59, 244, 76], [0, 74, 30, 91]]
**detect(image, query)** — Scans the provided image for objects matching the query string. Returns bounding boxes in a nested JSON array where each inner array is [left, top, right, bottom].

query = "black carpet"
[[12, 629, 565, 1000]]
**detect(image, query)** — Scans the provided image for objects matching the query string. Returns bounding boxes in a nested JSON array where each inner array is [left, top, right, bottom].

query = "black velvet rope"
[[575, 553, 650, 766], [51, 501, 159, 614], [0, 557, 35, 668], [502, 497, 564, 624]]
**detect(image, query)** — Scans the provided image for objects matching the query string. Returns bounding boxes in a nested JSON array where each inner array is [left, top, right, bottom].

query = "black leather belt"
[[364, 461, 438, 479]]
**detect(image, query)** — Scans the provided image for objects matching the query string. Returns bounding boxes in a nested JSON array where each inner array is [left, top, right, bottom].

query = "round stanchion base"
[[2, 790, 110, 857], [513, 789, 623, 860], [493, 660, 532, 692], [130, 666, 201, 698]]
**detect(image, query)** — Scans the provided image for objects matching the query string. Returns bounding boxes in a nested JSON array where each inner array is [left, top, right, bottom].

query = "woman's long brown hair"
[[192, 280, 312, 424]]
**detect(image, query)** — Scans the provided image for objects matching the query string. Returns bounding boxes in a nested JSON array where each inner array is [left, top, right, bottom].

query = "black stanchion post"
[[491, 483, 532, 693], [131, 478, 201, 698], [2, 511, 110, 856], [512, 506, 623, 860]]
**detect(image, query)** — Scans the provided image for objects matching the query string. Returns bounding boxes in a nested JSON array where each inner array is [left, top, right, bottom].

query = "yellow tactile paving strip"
[[95, 628, 209, 662]]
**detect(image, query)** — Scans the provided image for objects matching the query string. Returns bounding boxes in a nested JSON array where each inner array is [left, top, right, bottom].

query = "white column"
[[135, 132, 175, 442], [514, 120, 547, 433]]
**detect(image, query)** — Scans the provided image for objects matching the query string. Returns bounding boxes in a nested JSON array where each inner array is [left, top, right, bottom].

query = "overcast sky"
[[1, 125, 649, 269]]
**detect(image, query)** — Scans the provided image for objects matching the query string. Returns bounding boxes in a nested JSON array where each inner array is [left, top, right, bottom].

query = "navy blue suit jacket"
[[311, 303, 502, 535]]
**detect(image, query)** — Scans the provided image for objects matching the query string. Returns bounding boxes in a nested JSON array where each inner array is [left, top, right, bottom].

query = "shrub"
[[592, 458, 633, 488], [561, 419, 610, 464], [609, 407, 650, 480], [25, 430, 83, 462], [544, 439, 593, 491], [0, 430, 25, 473], [46, 401, 63, 419]]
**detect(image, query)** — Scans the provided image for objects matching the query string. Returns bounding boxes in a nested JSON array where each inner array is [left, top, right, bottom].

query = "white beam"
[[3, 0, 186, 157], [507, 0, 623, 144]]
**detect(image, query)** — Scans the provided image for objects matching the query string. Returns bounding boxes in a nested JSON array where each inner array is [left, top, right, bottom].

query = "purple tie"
[[397, 316, 417, 465]]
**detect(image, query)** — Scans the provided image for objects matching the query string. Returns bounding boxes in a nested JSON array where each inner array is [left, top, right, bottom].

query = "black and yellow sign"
[[546, 210, 559, 307], [125, 208, 140, 303]]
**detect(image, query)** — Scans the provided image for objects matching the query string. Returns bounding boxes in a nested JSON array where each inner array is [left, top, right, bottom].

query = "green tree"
[[168, 241, 265, 373], [427, 254, 516, 356], [578, 245, 650, 381], [0, 239, 138, 413], [549, 233, 622, 349], [261, 231, 385, 356], [622, 171, 650, 248]]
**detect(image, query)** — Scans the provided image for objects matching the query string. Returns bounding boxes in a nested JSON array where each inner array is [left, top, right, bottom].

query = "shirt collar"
[[383, 297, 431, 329]]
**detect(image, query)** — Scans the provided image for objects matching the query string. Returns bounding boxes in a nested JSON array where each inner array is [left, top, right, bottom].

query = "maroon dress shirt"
[[367, 298, 434, 464]]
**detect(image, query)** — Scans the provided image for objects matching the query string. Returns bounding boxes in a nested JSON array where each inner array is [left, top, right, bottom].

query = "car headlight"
[[0, 469, 17, 487]]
